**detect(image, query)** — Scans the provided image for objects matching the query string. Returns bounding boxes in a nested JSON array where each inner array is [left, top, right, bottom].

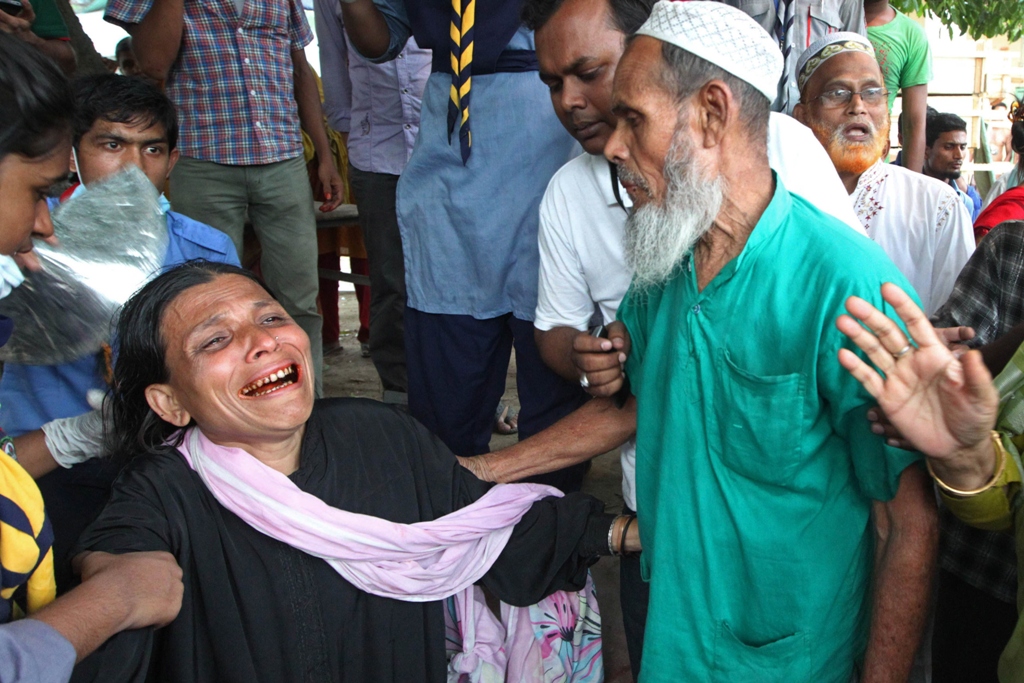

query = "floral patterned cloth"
[[444, 574, 603, 682]]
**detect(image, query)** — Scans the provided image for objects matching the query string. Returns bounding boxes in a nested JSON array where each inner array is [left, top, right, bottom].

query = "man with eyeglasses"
[[794, 32, 974, 316]]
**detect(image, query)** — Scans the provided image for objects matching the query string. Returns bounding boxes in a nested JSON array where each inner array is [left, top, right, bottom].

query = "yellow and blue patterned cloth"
[[0, 435, 55, 623]]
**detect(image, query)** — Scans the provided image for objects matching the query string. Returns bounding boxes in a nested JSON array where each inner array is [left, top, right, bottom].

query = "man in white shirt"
[[794, 32, 974, 316], [522, 0, 866, 676]]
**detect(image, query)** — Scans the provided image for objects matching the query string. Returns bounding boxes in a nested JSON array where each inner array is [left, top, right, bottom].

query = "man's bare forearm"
[[900, 85, 928, 174], [293, 55, 332, 160], [31, 567, 136, 662], [10, 429, 58, 480], [339, 0, 390, 59], [535, 326, 585, 382], [128, 0, 185, 81], [471, 397, 636, 483], [861, 465, 938, 682]]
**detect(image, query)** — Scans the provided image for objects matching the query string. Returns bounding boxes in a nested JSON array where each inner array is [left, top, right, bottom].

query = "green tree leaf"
[[891, 0, 1024, 41]]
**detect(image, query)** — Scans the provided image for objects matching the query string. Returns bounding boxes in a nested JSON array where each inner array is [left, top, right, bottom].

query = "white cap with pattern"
[[634, 1, 783, 102]]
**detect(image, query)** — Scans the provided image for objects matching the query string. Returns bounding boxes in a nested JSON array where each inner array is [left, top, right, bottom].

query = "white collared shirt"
[[852, 160, 976, 315]]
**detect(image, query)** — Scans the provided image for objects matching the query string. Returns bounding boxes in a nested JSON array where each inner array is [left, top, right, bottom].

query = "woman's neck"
[[213, 425, 307, 476]]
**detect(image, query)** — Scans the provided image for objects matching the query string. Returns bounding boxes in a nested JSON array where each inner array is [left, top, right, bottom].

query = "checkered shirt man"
[[104, 0, 313, 166], [931, 220, 1024, 606]]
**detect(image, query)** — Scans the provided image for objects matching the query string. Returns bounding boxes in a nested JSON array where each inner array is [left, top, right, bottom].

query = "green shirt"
[[867, 10, 932, 112], [618, 179, 922, 683], [30, 0, 69, 40]]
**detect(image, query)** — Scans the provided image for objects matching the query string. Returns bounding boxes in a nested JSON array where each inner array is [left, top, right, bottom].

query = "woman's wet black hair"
[[108, 260, 270, 462], [1012, 120, 1024, 160], [0, 33, 74, 160]]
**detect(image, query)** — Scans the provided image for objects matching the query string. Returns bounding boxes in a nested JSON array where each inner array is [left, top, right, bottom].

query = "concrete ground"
[[324, 293, 634, 683]]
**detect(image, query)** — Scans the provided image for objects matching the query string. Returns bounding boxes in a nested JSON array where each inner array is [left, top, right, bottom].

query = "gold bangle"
[[619, 514, 637, 555], [927, 431, 1008, 497]]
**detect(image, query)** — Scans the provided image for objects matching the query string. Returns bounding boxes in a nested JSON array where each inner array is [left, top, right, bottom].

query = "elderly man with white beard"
[[792, 33, 975, 317], [574, 2, 938, 681]]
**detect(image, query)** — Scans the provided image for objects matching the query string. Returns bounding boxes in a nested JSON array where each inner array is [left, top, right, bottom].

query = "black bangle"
[[619, 514, 637, 555]]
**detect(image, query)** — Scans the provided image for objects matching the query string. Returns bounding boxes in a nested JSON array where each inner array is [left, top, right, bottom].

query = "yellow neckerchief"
[[0, 449, 56, 620]]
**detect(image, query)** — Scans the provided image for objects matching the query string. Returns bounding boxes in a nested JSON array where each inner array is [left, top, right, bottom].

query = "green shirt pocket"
[[711, 621, 809, 682], [718, 351, 806, 486]]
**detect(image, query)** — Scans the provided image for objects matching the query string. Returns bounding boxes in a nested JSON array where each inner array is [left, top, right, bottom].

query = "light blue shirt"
[[0, 194, 240, 436], [0, 619, 75, 683], [313, 0, 430, 176], [367, 0, 579, 320], [948, 178, 981, 222]]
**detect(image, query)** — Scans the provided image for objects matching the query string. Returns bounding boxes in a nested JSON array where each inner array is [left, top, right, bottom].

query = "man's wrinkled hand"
[[572, 321, 630, 398], [0, 0, 35, 36], [457, 455, 497, 482]]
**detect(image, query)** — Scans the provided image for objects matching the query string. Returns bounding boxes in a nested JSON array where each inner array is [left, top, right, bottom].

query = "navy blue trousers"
[[405, 308, 589, 492]]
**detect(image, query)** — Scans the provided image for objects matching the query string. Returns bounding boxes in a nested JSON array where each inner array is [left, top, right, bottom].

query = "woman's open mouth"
[[240, 363, 300, 397]]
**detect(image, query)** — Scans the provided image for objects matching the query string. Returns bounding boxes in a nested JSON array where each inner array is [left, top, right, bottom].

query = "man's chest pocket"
[[716, 350, 807, 486], [808, 0, 845, 33]]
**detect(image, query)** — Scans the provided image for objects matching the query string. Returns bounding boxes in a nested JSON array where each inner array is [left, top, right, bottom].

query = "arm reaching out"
[[835, 282, 1000, 489], [31, 551, 183, 663]]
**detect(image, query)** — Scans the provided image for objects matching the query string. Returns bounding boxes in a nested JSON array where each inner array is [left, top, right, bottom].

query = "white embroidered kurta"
[[852, 161, 975, 315]]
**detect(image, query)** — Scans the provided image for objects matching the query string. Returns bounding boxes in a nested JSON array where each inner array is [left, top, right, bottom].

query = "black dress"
[[71, 398, 610, 683]]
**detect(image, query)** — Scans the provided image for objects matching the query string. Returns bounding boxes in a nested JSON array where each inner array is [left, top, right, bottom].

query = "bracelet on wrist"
[[0, 434, 16, 462], [927, 431, 1007, 497], [619, 515, 637, 555], [607, 516, 619, 556]]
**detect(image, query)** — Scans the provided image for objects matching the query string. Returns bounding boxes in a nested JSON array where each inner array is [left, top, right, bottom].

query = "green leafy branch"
[[892, 0, 1024, 41]]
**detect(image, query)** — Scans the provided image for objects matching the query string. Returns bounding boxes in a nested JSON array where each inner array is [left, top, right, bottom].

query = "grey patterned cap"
[[634, 1, 783, 102], [796, 32, 875, 94]]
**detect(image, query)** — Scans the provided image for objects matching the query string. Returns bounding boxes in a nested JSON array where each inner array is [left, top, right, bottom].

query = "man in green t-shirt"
[[0, 0, 75, 73], [865, 0, 931, 173], [575, 2, 938, 681]]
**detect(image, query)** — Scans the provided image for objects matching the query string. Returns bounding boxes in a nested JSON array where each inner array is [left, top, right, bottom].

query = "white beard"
[[622, 133, 724, 290]]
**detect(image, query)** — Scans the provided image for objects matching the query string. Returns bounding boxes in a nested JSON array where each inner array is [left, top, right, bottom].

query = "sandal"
[[493, 403, 519, 435]]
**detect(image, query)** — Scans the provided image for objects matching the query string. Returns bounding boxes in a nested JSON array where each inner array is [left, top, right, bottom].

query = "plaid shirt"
[[931, 220, 1024, 605], [105, 0, 313, 166]]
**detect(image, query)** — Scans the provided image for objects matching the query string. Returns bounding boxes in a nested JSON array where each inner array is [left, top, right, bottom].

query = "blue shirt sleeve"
[[0, 620, 76, 683], [313, 0, 353, 133], [163, 213, 241, 268], [968, 185, 982, 221]]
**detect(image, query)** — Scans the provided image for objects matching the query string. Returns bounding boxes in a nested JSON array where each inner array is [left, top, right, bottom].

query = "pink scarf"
[[176, 427, 603, 682]]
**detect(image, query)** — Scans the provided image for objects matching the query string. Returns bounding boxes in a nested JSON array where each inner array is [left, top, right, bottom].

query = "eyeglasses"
[[812, 87, 888, 108]]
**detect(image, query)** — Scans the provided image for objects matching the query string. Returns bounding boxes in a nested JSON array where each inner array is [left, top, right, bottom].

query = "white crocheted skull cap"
[[634, 0, 784, 102]]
